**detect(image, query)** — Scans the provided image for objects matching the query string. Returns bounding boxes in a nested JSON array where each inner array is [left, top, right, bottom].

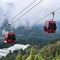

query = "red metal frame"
[[4, 32, 15, 43], [44, 20, 56, 33]]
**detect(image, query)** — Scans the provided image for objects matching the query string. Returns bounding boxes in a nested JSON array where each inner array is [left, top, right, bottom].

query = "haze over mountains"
[[0, 19, 60, 41]]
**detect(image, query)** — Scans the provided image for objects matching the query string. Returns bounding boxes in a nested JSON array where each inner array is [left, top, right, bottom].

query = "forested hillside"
[[0, 40, 60, 60]]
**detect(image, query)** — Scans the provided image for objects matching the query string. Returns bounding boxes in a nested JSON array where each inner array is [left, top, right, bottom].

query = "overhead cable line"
[[16, 7, 60, 38], [9, 0, 37, 23], [33, 7, 60, 26], [3, 0, 37, 29], [10, 0, 43, 25]]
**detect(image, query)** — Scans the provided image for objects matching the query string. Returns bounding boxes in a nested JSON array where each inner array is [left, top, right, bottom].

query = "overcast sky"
[[0, 0, 60, 27]]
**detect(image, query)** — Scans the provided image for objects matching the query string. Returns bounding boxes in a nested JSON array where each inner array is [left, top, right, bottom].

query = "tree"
[[26, 47, 36, 60], [0, 56, 8, 60], [16, 51, 22, 60], [22, 55, 27, 60], [35, 55, 44, 60]]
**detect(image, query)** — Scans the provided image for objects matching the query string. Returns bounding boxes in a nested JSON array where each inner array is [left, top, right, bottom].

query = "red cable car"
[[44, 20, 57, 33], [4, 32, 16, 43]]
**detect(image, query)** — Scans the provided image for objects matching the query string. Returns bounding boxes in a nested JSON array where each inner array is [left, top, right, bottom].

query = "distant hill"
[[14, 22, 60, 40], [0, 20, 60, 47]]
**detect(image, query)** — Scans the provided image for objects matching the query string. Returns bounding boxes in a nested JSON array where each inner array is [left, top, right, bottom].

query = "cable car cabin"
[[4, 32, 16, 43], [44, 20, 57, 33]]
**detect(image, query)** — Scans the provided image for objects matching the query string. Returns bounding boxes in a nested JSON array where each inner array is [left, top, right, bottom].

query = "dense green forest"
[[0, 40, 60, 60]]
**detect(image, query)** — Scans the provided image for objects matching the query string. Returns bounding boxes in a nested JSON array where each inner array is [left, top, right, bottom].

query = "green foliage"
[[26, 47, 36, 60], [0, 56, 8, 60], [35, 55, 44, 60], [0, 40, 60, 60], [16, 51, 22, 60], [30, 47, 35, 55], [53, 55, 60, 60], [36, 41, 60, 60], [22, 55, 26, 60]]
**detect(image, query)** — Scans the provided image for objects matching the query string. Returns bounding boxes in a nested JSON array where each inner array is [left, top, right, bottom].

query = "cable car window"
[[49, 23, 56, 29], [8, 34, 16, 40]]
